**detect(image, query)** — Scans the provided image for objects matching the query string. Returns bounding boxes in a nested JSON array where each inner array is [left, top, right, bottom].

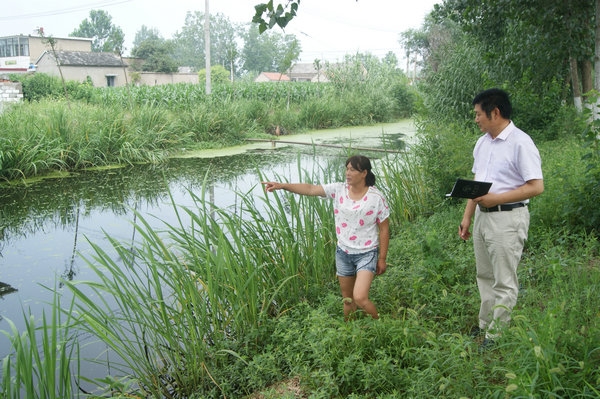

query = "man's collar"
[[487, 120, 513, 140]]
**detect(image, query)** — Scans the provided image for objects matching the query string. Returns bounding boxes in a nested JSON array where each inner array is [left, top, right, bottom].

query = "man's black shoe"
[[469, 326, 484, 338], [479, 338, 496, 352]]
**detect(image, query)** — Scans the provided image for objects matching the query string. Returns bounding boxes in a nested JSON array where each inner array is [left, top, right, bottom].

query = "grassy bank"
[[2, 130, 599, 397], [0, 86, 402, 182], [1, 71, 415, 182]]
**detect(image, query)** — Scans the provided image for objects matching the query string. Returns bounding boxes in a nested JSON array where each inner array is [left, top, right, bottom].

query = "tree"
[[210, 14, 241, 78], [327, 53, 386, 91], [198, 65, 231, 85], [132, 38, 178, 73], [382, 51, 398, 69], [173, 11, 240, 74], [278, 34, 301, 75], [173, 12, 205, 70], [325, 52, 411, 119], [131, 27, 178, 73], [399, 28, 429, 78], [35, 28, 69, 106], [133, 26, 162, 50], [430, 0, 595, 113], [241, 24, 300, 74], [70, 10, 124, 53]]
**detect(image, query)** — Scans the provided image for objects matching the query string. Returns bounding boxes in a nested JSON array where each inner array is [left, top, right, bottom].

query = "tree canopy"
[[132, 37, 178, 73], [242, 25, 301, 74], [70, 10, 124, 53], [173, 12, 241, 74], [400, 0, 599, 134]]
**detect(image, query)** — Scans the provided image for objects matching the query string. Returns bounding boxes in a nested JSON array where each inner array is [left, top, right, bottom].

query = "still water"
[[0, 121, 414, 383]]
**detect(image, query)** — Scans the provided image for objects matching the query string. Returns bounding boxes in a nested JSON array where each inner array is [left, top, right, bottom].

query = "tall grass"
[[1, 289, 79, 399], [1, 74, 415, 181], [0, 100, 200, 180], [377, 151, 437, 226]]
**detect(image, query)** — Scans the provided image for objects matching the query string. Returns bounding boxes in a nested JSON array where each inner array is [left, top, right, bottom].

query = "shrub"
[[12, 73, 63, 101], [198, 65, 232, 86], [389, 81, 416, 118]]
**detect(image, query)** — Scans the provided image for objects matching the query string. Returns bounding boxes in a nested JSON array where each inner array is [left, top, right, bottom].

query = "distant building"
[[255, 72, 290, 82], [35, 50, 128, 87], [0, 34, 199, 88], [288, 63, 330, 82], [0, 35, 92, 73], [255, 65, 332, 83]]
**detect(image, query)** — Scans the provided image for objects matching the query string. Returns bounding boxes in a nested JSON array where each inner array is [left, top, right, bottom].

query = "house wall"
[[2, 35, 199, 88], [29, 37, 92, 61], [132, 72, 199, 86], [34, 56, 197, 87], [36, 57, 128, 87], [64, 65, 128, 87], [254, 72, 291, 82], [255, 73, 271, 82]]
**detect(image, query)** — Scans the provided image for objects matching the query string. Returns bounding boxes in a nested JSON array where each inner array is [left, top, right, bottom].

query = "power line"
[[0, 0, 132, 21]]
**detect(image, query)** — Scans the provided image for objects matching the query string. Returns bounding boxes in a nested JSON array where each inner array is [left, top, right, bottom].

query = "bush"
[[569, 109, 600, 232], [198, 65, 232, 86], [389, 81, 416, 118], [507, 71, 565, 141], [12, 73, 63, 101], [410, 120, 478, 199]]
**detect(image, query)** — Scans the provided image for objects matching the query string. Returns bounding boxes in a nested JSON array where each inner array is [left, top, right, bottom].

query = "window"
[[19, 42, 30, 57], [0, 37, 29, 57], [106, 75, 116, 87]]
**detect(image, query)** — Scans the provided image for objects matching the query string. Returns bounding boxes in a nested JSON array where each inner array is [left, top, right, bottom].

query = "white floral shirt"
[[322, 183, 390, 254]]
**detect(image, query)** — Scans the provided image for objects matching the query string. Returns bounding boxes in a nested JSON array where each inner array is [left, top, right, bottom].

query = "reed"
[[0, 100, 201, 180], [1, 74, 415, 181], [49, 159, 339, 396], [1, 289, 79, 399], [377, 151, 436, 225]]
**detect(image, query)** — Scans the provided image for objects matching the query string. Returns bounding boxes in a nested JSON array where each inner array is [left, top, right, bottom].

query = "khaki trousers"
[[473, 206, 529, 338]]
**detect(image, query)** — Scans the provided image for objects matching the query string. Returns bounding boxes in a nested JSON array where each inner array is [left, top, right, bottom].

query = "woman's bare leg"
[[338, 272, 378, 319], [338, 275, 357, 319]]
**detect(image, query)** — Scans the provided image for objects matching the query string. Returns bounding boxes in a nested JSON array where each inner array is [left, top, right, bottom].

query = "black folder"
[[446, 178, 492, 199]]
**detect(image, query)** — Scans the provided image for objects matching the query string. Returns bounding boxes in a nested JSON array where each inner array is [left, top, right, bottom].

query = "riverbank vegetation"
[[3, 2, 600, 397], [3, 132, 598, 398], [1, 53, 412, 182]]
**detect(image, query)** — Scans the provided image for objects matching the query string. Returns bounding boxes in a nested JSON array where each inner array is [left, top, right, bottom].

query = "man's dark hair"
[[346, 155, 376, 186], [472, 88, 512, 119]]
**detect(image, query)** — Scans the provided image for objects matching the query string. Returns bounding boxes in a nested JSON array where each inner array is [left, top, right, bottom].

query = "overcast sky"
[[1, 0, 439, 64]]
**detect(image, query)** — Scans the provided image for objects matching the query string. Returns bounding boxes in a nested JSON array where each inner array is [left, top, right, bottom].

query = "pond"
[[0, 120, 416, 388]]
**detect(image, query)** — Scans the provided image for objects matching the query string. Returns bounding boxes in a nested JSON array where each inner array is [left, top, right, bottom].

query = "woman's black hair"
[[346, 155, 376, 186]]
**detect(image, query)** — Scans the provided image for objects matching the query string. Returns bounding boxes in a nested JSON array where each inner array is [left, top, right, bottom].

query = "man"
[[458, 88, 544, 349]]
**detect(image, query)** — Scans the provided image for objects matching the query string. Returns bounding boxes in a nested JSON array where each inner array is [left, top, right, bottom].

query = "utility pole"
[[594, 0, 600, 120], [204, 0, 211, 94]]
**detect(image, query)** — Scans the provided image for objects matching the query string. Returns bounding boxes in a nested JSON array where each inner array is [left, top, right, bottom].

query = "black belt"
[[479, 203, 526, 213]]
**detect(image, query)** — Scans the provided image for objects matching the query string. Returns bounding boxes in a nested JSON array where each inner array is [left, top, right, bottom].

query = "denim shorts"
[[335, 247, 378, 277]]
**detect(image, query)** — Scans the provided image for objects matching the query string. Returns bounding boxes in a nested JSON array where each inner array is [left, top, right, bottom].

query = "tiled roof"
[[41, 51, 126, 67], [289, 63, 318, 74], [260, 72, 290, 81]]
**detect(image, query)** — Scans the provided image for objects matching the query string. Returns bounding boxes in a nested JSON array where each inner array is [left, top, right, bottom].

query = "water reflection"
[[0, 282, 17, 299], [0, 282, 17, 323], [0, 154, 286, 244]]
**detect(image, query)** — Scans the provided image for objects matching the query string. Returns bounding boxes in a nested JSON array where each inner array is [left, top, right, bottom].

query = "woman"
[[262, 155, 390, 319]]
